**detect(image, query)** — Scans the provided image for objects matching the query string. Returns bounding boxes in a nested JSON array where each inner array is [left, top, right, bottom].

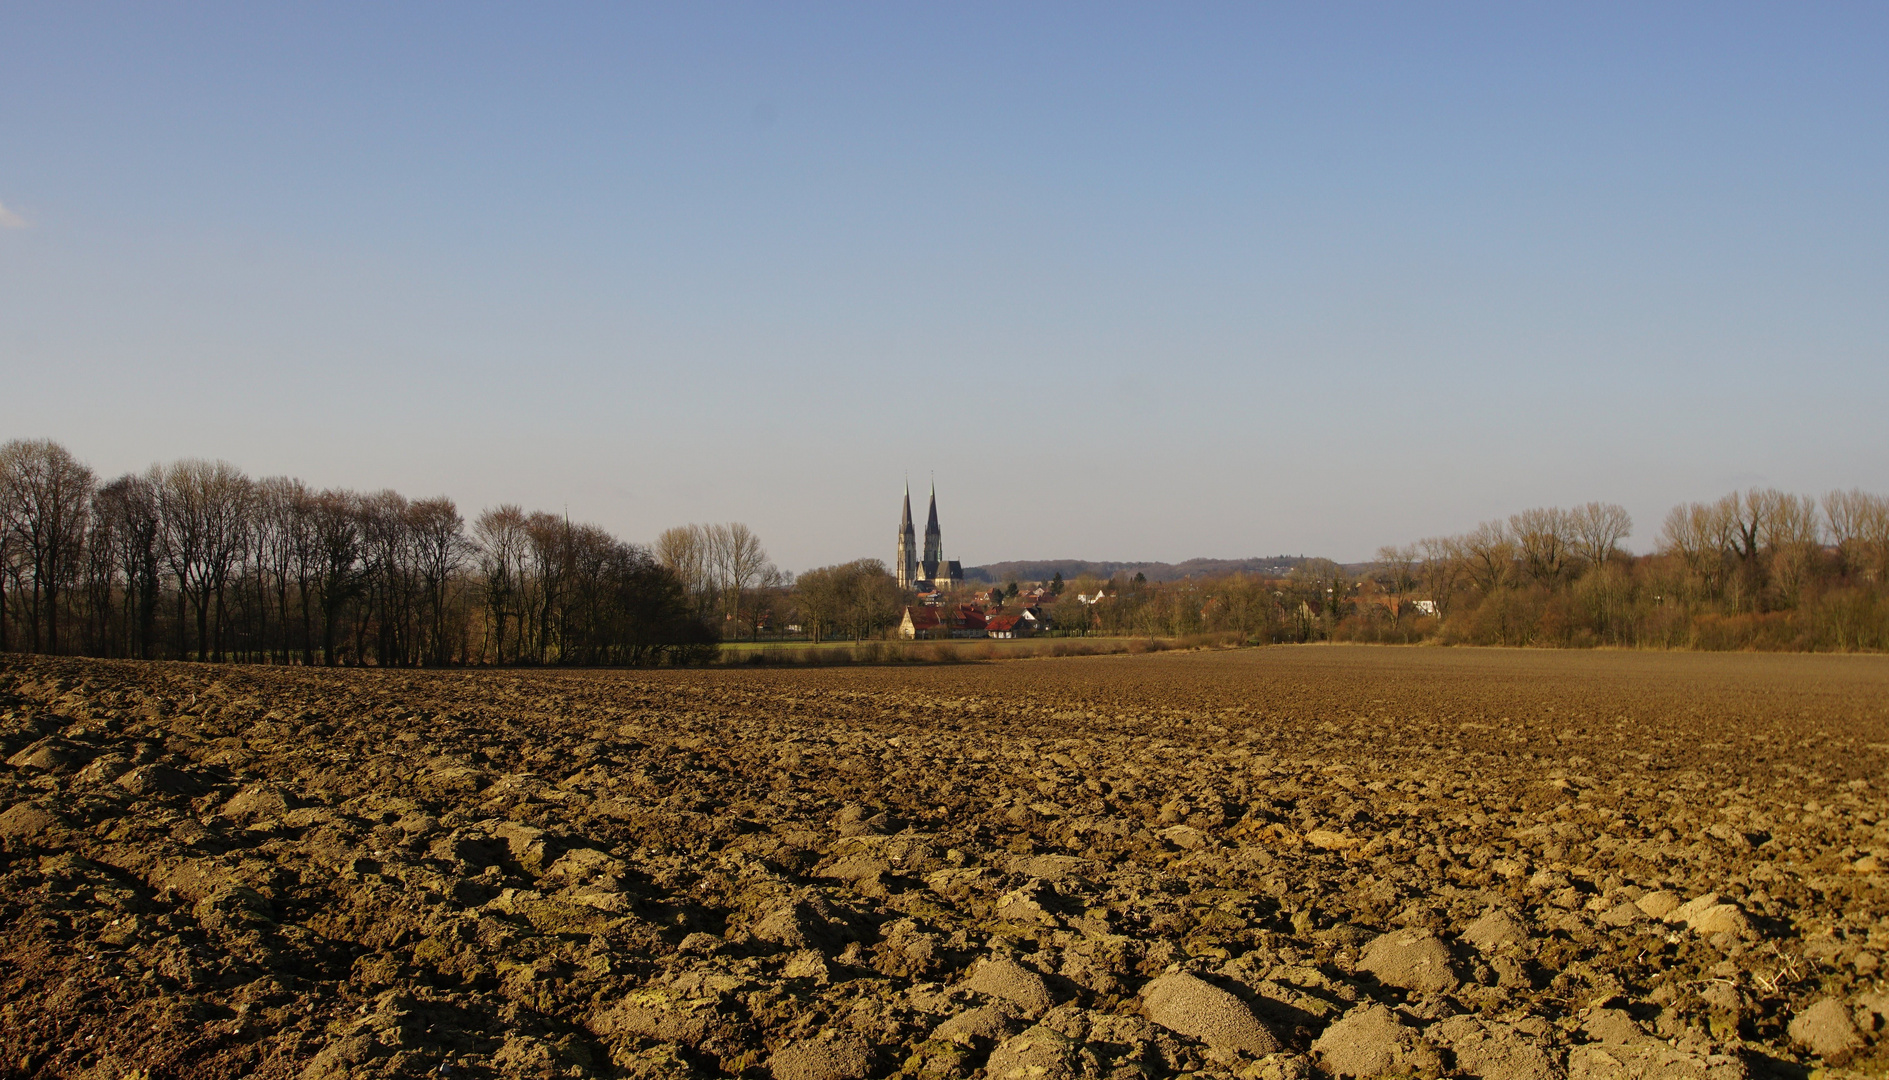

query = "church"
[[897, 482, 963, 591]]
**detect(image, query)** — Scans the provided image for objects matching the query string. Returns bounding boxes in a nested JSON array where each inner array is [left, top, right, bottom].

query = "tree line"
[[1053, 490, 1889, 651], [8, 436, 1886, 660], [1372, 489, 1889, 649], [0, 439, 720, 665]]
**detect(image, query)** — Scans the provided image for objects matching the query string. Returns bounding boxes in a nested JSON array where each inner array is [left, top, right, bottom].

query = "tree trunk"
[[196, 592, 211, 662]]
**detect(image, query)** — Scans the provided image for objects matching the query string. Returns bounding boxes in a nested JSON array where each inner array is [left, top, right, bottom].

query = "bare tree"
[[154, 460, 254, 662], [727, 526, 785, 639], [1568, 502, 1633, 567], [0, 488, 12, 653], [0, 439, 97, 653], [1417, 536, 1466, 617], [1825, 489, 1870, 577], [254, 477, 307, 664], [1757, 491, 1820, 552], [706, 523, 776, 636], [80, 493, 120, 653], [655, 524, 713, 618], [1826, 489, 1889, 583], [282, 484, 323, 666], [1760, 491, 1822, 605], [92, 473, 162, 658], [1461, 520, 1517, 594], [1373, 544, 1419, 613], [474, 505, 528, 664], [1510, 507, 1574, 588], [309, 488, 362, 666], [410, 497, 467, 666], [1683, 488, 1820, 609], [358, 490, 420, 665], [554, 521, 618, 661], [658, 522, 780, 638], [1865, 494, 1889, 585], [1660, 500, 1734, 598], [522, 510, 573, 664], [1721, 489, 1771, 565], [469, 510, 714, 666]]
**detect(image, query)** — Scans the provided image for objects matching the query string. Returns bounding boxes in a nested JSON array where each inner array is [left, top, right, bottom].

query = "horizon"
[[4, 5, 1886, 570], [0, 435, 1862, 577]]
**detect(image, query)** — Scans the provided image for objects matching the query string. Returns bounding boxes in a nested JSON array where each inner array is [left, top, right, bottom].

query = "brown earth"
[[3, 646, 1889, 1080]]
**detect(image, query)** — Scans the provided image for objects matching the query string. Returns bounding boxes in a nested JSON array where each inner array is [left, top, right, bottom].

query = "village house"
[[986, 613, 1032, 639], [952, 606, 987, 638], [898, 606, 942, 639], [898, 604, 996, 639]]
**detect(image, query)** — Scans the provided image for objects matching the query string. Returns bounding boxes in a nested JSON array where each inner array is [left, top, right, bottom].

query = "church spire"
[[923, 479, 943, 566], [897, 480, 917, 590]]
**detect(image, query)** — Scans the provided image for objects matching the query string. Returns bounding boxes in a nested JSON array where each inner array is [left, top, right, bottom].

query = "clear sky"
[[3, 4, 1885, 572]]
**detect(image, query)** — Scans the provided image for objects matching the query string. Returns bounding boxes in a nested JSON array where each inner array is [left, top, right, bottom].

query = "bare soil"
[[3, 646, 1888, 1079]]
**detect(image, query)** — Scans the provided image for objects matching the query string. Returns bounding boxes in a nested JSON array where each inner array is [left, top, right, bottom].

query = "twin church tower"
[[896, 482, 963, 591]]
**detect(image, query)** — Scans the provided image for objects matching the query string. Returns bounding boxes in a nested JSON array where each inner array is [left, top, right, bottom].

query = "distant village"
[[898, 584, 1065, 640], [891, 482, 1069, 639]]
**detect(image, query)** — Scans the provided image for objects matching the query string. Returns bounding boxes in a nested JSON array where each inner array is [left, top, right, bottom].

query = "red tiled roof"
[[986, 615, 1022, 632]]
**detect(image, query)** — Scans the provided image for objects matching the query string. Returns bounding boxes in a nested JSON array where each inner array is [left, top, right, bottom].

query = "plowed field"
[[3, 647, 1888, 1080]]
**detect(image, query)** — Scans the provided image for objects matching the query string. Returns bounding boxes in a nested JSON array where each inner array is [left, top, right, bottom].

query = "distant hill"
[[963, 557, 1308, 584]]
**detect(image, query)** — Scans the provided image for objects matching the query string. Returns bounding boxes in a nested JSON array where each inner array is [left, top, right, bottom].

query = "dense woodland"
[[5, 437, 1889, 662]]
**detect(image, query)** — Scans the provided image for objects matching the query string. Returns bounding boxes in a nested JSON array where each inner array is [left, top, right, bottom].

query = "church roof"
[[900, 485, 914, 534], [925, 484, 940, 535]]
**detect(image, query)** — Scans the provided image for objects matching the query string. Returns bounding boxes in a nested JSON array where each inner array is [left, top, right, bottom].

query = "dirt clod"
[[1142, 971, 1282, 1056], [1360, 928, 1460, 995]]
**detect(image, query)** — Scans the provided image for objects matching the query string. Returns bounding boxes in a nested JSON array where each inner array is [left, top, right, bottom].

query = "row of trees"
[[1043, 490, 1889, 651], [1376, 501, 1636, 613], [0, 439, 718, 665], [1378, 489, 1889, 649]]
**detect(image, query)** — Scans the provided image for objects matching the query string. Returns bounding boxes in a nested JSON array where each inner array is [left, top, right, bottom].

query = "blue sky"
[[3, 4, 1885, 570]]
